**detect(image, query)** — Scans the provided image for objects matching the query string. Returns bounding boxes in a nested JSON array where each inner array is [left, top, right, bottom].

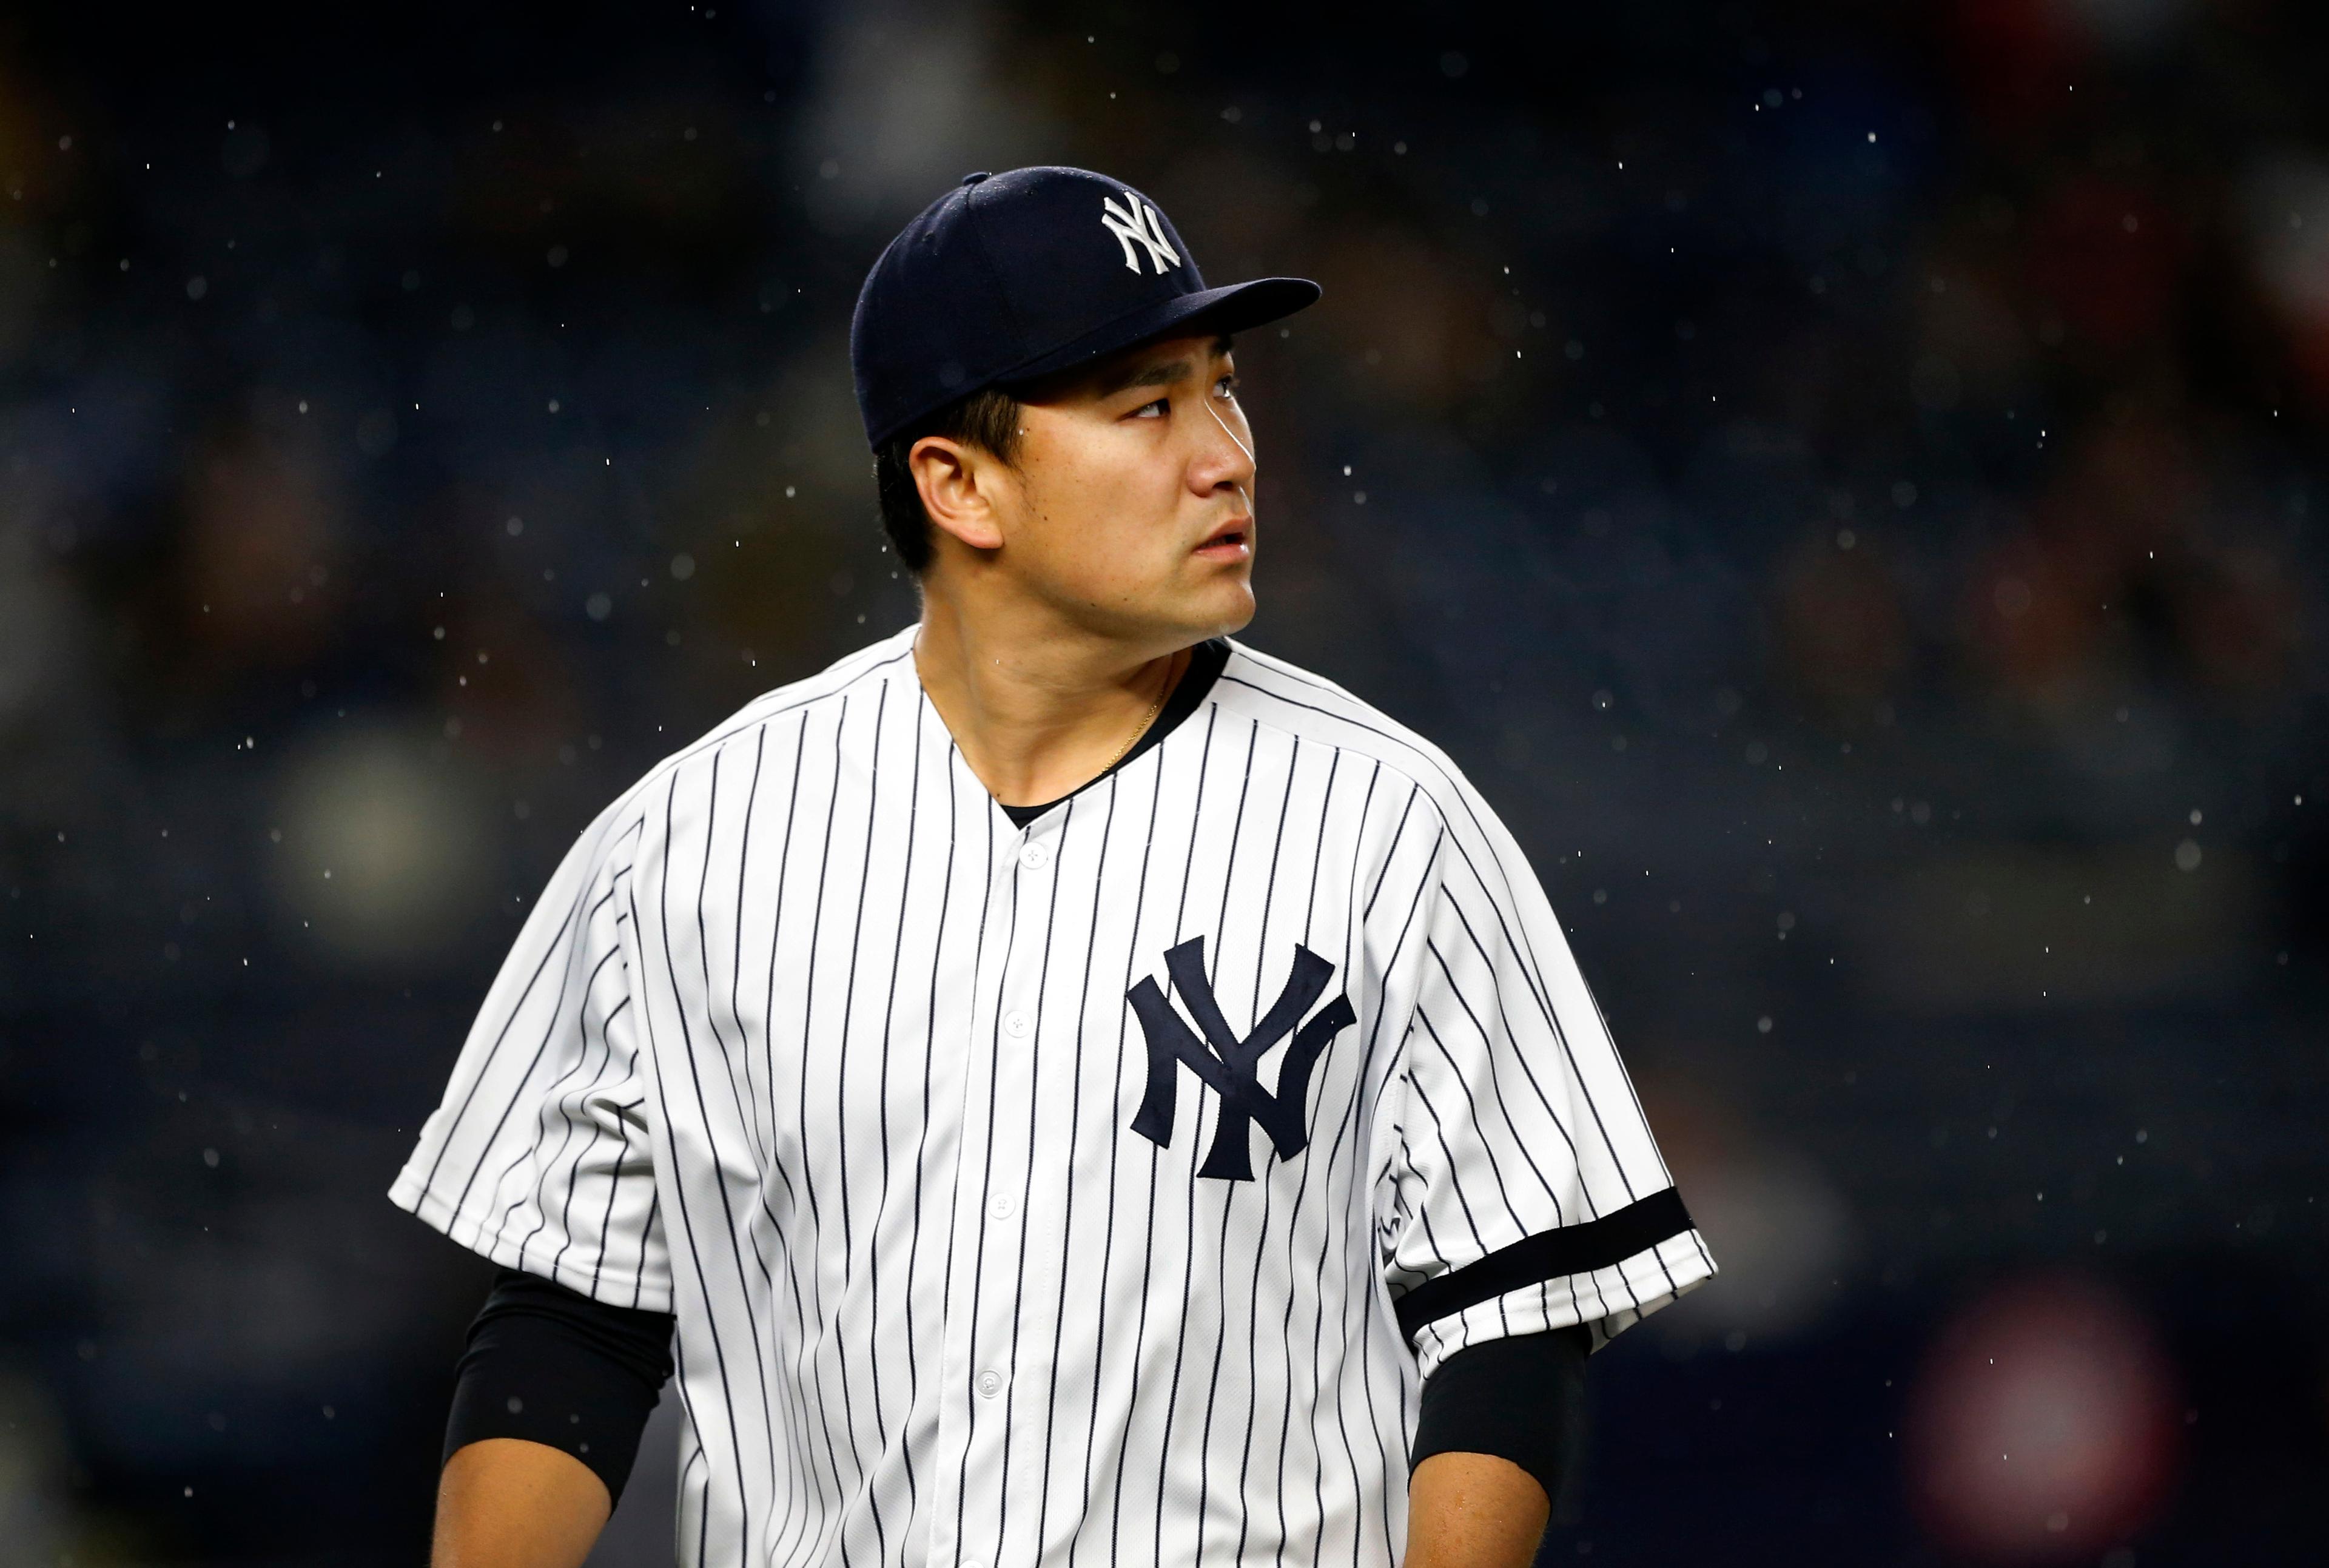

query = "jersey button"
[[987, 1191, 1017, 1219], [975, 1368, 1006, 1399], [1018, 841, 1051, 870], [1003, 1010, 1032, 1039]]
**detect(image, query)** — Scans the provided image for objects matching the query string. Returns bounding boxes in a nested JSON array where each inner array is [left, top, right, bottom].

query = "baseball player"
[[396, 166, 1715, 1568]]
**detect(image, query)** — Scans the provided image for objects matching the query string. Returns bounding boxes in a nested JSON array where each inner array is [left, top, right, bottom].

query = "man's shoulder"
[[1212, 639, 1482, 820], [672, 623, 917, 765], [575, 626, 918, 847], [734, 624, 921, 722], [1213, 641, 1549, 897]]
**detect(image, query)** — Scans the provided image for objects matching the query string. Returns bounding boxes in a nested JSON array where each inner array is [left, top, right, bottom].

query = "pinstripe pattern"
[[391, 623, 1715, 1567]]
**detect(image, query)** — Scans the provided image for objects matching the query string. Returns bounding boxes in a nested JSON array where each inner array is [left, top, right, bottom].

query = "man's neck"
[[912, 590, 1192, 810]]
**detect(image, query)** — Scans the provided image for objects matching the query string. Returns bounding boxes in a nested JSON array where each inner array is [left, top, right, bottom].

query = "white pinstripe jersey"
[[391, 622, 1715, 1568]]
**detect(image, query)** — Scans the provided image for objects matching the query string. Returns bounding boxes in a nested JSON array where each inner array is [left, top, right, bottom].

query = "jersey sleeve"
[[388, 801, 673, 1313], [1377, 787, 1715, 1378]]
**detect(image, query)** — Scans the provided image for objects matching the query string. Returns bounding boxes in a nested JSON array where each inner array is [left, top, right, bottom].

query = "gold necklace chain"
[[1100, 650, 1181, 774]]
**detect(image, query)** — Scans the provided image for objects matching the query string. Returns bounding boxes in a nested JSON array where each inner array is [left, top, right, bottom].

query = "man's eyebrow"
[[1095, 355, 1194, 399], [1094, 335, 1237, 399]]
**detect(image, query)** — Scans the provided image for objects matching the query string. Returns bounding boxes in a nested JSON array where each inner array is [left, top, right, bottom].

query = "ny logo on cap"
[[1126, 937, 1355, 1181], [1100, 193, 1182, 275]]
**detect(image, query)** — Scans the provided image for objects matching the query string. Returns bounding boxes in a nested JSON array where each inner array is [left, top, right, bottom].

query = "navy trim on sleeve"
[[1394, 1187, 1695, 1345], [444, 1267, 677, 1506]]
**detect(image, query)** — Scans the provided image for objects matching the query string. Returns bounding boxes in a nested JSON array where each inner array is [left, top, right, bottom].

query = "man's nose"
[[1195, 398, 1257, 490]]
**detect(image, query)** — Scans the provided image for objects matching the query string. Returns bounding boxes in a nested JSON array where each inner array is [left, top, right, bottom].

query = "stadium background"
[[1, 1, 2323, 1562]]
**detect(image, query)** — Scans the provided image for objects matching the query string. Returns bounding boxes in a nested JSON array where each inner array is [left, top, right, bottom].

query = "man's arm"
[[433, 1439, 610, 1568], [1405, 1451, 1550, 1568], [1402, 1324, 1590, 1566], [431, 1267, 677, 1567]]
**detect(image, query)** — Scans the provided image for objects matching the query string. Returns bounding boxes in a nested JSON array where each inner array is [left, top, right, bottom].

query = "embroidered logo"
[[1126, 937, 1356, 1181], [1100, 193, 1182, 275]]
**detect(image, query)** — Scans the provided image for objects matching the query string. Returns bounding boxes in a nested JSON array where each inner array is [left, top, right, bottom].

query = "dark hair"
[[872, 385, 1023, 573]]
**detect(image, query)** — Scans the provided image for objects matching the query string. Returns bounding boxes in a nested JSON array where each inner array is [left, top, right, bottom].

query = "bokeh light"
[[1906, 1273, 2181, 1561]]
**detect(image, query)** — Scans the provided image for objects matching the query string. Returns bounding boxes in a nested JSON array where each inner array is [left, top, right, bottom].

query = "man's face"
[[951, 332, 1259, 647]]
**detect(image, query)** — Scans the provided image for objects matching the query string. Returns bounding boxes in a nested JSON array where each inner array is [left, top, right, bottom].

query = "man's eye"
[[1132, 397, 1167, 418], [1215, 374, 1239, 398]]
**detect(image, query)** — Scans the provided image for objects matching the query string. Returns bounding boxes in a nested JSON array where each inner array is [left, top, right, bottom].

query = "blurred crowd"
[[0, 1, 2323, 1563]]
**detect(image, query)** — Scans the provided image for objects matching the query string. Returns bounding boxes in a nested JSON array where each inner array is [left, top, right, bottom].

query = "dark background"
[[1, 1, 2323, 1563]]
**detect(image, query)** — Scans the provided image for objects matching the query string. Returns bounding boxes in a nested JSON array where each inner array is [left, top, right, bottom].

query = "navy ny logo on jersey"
[[1126, 937, 1357, 1181]]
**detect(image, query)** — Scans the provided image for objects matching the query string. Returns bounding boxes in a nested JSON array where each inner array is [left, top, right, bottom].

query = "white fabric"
[[391, 624, 1714, 1567]]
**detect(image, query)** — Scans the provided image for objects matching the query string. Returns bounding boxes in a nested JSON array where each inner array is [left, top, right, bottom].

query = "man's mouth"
[[1195, 517, 1252, 557]]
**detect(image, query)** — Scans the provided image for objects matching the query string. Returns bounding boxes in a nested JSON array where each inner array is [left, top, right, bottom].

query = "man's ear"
[[909, 436, 1007, 553]]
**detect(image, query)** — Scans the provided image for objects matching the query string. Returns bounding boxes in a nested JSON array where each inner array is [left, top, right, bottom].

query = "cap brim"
[[997, 276, 1321, 388]]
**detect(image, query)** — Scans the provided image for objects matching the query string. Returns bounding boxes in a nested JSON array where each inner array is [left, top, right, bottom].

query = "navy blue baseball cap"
[[850, 166, 1320, 450]]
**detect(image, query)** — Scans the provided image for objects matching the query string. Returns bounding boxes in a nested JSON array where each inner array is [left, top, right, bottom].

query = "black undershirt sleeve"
[[1410, 1324, 1591, 1513], [443, 1267, 677, 1507]]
